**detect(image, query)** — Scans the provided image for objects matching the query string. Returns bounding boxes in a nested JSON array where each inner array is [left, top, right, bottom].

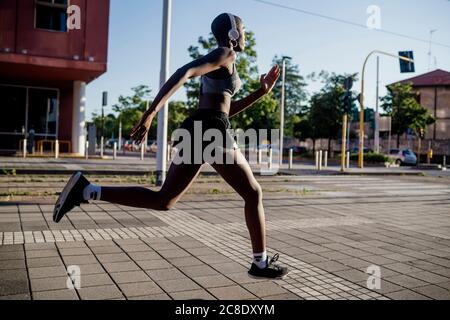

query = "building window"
[[0, 85, 59, 151], [35, 0, 69, 32]]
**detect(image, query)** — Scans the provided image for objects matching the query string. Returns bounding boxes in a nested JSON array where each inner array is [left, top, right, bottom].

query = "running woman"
[[54, 13, 288, 279]]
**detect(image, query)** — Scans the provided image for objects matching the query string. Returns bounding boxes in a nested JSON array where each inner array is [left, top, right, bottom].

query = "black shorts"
[[172, 109, 237, 164]]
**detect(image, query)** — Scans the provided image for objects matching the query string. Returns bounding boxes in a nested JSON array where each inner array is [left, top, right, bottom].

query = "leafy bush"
[[349, 153, 391, 163]]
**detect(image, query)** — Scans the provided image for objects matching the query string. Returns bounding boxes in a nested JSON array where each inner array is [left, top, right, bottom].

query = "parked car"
[[387, 149, 417, 166], [283, 146, 308, 155], [105, 139, 118, 149]]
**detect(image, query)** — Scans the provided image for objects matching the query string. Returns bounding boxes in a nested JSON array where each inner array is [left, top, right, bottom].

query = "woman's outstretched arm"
[[229, 65, 281, 118], [131, 47, 236, 143]]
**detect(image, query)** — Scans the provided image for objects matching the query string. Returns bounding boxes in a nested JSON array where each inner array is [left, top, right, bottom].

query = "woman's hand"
[[130, 113, 154, 145], [260, 65, 281, 94]]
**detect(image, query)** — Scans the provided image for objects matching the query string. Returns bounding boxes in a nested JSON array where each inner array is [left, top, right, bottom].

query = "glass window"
[[0, 85, 27, 134], [35, 0, 69, 32], [28, 89, 58, 137]]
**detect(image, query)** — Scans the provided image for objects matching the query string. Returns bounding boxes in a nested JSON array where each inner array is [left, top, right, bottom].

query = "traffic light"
[[399, 51, 415, 73], [340, 92, 354, 114]]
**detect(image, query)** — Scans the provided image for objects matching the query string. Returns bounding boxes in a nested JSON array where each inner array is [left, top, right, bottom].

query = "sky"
[[86, 0, 450, 120]]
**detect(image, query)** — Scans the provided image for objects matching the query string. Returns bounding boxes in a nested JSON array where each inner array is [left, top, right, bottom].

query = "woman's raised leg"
[[100, 162, 203, 210]]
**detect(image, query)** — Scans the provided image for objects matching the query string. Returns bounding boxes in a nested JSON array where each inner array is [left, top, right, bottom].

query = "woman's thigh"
[[210, 148, 261, 200], [159, 161, 203, 205]]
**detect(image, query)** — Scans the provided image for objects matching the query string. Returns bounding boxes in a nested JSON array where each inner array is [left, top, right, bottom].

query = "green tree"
[[381, 82, 435, 147], [301, 72, 358, 151], [111, 85, 153, 139], [91, 113, 117, 141], [184, 30, 279, 131]]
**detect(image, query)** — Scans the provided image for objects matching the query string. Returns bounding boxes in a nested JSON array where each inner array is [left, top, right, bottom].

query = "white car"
[[387, 149, 417, 166]]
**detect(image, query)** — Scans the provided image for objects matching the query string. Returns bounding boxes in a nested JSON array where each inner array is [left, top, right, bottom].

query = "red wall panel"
[[0, 0, 17, 51]]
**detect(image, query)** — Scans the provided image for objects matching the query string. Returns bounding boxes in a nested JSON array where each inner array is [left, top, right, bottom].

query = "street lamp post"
[[280, 56, 291, 166], [156, 0, 172, 186], [358, 50, 414, 169]]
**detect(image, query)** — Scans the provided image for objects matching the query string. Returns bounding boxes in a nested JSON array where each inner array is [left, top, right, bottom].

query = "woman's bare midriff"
[[198, 93, 231, 115]]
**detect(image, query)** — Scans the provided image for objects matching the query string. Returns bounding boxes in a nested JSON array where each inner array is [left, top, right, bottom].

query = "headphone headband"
[[227, 13, 240, 42]]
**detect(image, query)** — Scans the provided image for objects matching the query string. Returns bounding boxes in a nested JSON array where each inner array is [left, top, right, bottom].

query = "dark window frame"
[[34, 0, 70, 33]]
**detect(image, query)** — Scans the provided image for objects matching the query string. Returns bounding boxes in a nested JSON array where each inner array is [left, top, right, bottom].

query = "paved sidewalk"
[[1, 175, 450, 300]]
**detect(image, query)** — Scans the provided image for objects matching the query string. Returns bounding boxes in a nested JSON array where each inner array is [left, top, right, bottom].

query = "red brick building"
[[0, 0, 110, 155], [396, 69, 450, 141]]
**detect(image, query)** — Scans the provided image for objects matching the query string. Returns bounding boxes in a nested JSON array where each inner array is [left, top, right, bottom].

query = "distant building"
[[393, 69, 450, 141], [0, 0, 110, 155]]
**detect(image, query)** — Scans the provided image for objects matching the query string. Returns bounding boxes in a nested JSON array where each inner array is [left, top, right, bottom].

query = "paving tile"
[[33, 289, 79, 300], [27, 257, 64, 268], [28, 266, 68, 279], [128, 251, 161, 261], [97, 253, 131, 264], [193, 275, 235, 289], [110, 271, 152, 284], [386, 289, 431, 300], [31, 276, 68, 292], [180, 265, 219, 278], [1, 251, 25, 260], [128, 293, 172, 300], [408, 271, 449, 284], [25, 249, 58, 259], [413, 285, 450, 300], [137, 259, 172, 270], [146, 268, 187, 281], [78, 285, 123, 300], [158, 278, 201, 293], [168, 256, 204, 267], [79, 273, 114, 288], [170, 289, 216, 300], [119, 281, 164, 298], [90, 246, 123, 254], [385, 275, 429, 289], [209, 285, 256, 300], [0, 259, 26, 270], [242, 282, 288, 298], [59, 248, 92, 256], [103, 261, 140, 273], [0, 293, 31, 300], [210, 262, 248, 275], [62, 254, 99, 266]]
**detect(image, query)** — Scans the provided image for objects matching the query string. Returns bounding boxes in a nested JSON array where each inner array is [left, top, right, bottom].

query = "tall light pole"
[[156, 0, 172, 186], [428, 30, 437, 71], [280, 56, 291, 166], [374, 56, 380, 154], [359, 50, 414, 168]]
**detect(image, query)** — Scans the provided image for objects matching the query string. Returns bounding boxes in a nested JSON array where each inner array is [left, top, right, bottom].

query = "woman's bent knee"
[[245, 183, 263, 204]]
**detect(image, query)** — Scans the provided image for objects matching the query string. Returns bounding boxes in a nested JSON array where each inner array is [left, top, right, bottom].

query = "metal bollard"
[[23, 139, 27, 158], [113, 142, 117, 160], [268, 147, 273, 170], [55, 140, 59, 159], [140, 143, 145, 161], [257, 148, 262, 165], [289, 149, 293, 170], [444, 156, 447, 167], [100, 137, 104, 158], [85, 141, 89, 160], [315, 151, 319, 170], [324, 151, 328, 168], [346, 152, 350, 169], [319, 150, 323, 171]]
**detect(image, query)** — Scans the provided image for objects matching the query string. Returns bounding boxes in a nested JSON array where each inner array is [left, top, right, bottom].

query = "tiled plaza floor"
[[1, 175, 450, 300]]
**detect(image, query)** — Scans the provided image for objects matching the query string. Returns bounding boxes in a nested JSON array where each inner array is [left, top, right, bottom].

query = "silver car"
[[388, 149, 417, 166]]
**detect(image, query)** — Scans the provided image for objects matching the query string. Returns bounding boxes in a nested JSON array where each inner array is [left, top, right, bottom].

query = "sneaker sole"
[[53, 172, 82, 223], [247, 271, 289, 280]]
